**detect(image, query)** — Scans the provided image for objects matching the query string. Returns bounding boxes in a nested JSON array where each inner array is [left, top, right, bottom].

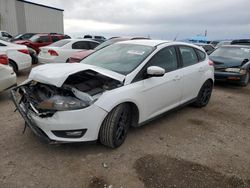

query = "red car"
[[68, 37, 149, 63], [14, 33, 70, 54]]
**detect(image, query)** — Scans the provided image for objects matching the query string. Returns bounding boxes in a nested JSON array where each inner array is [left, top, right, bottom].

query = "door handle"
[[173, 75, 181, 81], [198, 67, 204, 72]]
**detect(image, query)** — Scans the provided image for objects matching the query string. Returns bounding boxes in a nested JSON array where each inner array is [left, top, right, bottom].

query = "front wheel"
[[193, 80, 213, 108], [99, 104, 131, 148]]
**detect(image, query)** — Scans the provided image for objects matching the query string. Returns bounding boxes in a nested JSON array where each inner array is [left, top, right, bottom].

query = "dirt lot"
[[0, 68, 250, 188]]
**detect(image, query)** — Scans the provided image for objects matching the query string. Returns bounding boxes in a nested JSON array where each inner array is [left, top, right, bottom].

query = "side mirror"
[[147, 66, 165, 77]]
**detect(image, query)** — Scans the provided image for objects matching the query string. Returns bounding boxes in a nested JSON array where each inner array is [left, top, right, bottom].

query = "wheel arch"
[[9, 59, 18, 72]]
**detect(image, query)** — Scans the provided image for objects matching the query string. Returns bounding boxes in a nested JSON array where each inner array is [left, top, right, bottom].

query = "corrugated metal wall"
[[0, 0, 64, 35], [24, 3, 64, 34], [0, 0, 18, 35]]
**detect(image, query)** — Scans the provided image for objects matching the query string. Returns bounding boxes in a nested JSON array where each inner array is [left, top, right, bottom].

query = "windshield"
[[29, 35, 40, 42], [81, 43, 155, 75], [210, 47, 250, 59], [49, 40, 70, 47]]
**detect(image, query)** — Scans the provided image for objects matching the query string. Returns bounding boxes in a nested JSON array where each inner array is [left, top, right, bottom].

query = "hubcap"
[[201, 84, 212, 105], [115, 110, 129, 142]]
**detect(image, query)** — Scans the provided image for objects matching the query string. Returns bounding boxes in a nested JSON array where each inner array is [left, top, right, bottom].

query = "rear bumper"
[[214, 71, 248, 84], [38, 56, 64, 64], [0, 73, 17, 92]]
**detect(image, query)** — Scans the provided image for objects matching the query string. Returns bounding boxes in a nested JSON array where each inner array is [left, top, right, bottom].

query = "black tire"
[[9, 60, 18, 73], [66, 58, 70, 63], [193, 80, 213, 108], [239, 71, 249, 87], [99, 104, 131, 148]]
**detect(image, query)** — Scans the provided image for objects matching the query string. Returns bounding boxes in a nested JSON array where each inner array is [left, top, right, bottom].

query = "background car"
[[231, 39, 250, 46], [0, 31, 12, 41], [209, 45, 250, 86], [10, 33, 37, 42], [216, 41, 232, 48], [0, 39, 32, 73], [38, 39, 99, 64], [195, 43, 215, 54], [83, 35, 106, 43], [210, 40, 220, 47], [68, 37, 150, 63], [0, 50, 16, 92], [12, 40, 214, 148], [14, 33, 71, 54]]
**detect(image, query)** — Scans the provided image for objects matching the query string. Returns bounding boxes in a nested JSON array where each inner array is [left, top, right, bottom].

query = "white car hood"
[[29, 63, 125, 87]]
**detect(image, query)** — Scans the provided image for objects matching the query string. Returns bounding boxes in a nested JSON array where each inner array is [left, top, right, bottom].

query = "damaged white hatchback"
[[11, 40, 214, 148]]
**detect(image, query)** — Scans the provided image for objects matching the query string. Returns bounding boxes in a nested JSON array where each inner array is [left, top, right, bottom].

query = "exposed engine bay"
[[15, 70, 123, 117]]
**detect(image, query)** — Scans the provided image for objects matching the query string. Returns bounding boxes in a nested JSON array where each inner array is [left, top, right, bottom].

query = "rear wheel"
[[99, 104, 131, 148], [240, 71, 249, 87], [193, 80, 213, 108], [9, 60, 18, 73]]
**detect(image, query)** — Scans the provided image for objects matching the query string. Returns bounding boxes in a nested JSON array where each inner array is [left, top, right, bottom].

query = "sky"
[[29, 0, 250, 40]]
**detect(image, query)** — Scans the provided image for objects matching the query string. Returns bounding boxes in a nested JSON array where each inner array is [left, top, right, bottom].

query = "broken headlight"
[[37, 96, 90, 111], [225, 68, 246, 74]]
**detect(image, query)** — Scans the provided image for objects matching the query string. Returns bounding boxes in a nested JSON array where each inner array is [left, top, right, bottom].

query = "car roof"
[[219, 45, 250, 48], [118, 40, 171, 47], [61, 38, 100, 43], [118, 40, 205, 50]]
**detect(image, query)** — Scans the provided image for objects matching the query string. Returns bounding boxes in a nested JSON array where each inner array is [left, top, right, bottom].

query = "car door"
[[136, 46, 183, 120], [178, 45, 204, 103]]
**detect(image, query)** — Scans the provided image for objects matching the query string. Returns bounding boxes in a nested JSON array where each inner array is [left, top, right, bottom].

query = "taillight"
[[0, 54, 9, 65], [18, 49, 30, 54], [48, 49, 59, 56], [208, 60, 214, 66]]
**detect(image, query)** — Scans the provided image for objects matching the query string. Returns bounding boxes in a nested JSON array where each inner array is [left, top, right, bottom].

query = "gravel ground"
[[0, 68, 250, 188]]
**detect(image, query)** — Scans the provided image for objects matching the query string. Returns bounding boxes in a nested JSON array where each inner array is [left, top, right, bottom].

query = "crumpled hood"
[[209, 56, 244, 69], [29, 63, 125, 87]]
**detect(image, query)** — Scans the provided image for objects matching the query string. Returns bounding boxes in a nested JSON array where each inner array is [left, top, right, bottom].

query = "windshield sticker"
[[127, 50, 145, 55]]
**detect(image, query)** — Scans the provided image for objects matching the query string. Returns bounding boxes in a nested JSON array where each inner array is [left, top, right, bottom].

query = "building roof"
[[17, 0, 64, 11]]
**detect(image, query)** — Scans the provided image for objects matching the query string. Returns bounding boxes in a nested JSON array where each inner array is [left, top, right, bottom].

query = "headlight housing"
[[225, 68, 246, 74], [37, 96, 90, 111]]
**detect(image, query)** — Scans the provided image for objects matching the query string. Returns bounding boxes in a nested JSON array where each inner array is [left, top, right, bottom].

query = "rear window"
[[51, 36, 60, 42], [72, 41, 89, 49], [50, 40, 70, 47]]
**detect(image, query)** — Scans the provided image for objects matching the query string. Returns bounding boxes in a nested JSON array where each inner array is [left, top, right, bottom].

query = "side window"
[[72, 41, 89, 49], [88, 42, 99, 49], [179, 46, 198, 67], [38, 36, 50, 42], [2, 32, 12, 38], [51, 36, 60, 42], [0, 42, 7, 46], [195, 49, 206, 61], [147, 46, 178, 72]]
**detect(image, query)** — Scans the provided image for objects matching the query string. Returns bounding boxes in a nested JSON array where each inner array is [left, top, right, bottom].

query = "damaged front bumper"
[[11, 86, 108, 144]]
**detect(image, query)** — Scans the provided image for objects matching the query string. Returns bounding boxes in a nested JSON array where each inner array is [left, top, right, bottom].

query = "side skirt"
[[137, 98, 197, 127]]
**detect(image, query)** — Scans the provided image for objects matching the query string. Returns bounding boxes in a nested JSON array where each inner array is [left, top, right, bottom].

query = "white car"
[[0, 39, 32, 73], [38, 39, 99, 63], [0, 50, 17, 92], [11, 40, 214, 148]]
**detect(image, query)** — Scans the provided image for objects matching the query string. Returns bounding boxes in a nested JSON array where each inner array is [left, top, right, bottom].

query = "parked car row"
[[0, 50, 17, 92], [0, 39, 31, 73]]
